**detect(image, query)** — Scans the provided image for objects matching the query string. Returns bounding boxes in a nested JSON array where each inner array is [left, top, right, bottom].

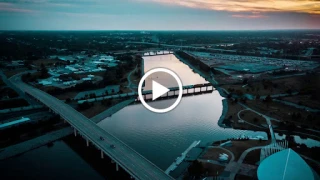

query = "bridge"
[[138, 83, 214, 101], [10, 77, 173, 180], [76, 83, 214, 104], [142, 51, 174, 56]]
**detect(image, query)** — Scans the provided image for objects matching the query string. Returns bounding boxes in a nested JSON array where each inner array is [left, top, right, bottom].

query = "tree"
[[256, 94, 261, 100], [103, 70, 117, 85], [264, 95, 272, 103], [243, 78, 249, 84], [40, 63, 49, 78], [188, 160, 205, 178], [234, 98, 238, 103], [286, 89, 292, 95]]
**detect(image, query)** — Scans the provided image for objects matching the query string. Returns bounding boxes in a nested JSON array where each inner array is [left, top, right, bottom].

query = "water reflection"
[[98, 54, 267, 169]]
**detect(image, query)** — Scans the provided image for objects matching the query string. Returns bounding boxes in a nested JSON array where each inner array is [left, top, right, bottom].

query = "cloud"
[[231, 14, 269, 19], [145, 0, 320, 14], [0, 2, 37, 13]]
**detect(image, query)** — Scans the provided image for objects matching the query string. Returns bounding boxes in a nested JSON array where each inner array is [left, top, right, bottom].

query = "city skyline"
[[0, 0, 320, 30]]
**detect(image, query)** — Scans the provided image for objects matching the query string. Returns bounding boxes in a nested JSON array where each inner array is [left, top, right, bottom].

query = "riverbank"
[[174, 52, 230, 128]]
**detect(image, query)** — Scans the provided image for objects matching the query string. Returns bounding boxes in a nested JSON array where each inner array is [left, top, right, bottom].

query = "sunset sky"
[[0, 0, 319, 30]]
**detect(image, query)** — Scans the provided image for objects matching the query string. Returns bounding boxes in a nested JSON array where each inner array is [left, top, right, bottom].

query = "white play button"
[[152, 81, 170, 100], [138, 68, 183, 113]]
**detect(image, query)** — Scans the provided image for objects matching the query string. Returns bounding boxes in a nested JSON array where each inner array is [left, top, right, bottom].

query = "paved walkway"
[[127, 64, 138, 92], [228, 146, 265, 180], [237, 105, 276, 144]]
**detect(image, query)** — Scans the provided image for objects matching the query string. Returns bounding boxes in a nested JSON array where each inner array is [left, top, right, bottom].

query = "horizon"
[[1, 29, 320, 31], [0, 0, 320, 30]]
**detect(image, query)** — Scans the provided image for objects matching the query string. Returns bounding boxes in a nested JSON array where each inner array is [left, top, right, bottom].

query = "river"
[[98, 54, 267, 170], [1, 53, 318, 179]]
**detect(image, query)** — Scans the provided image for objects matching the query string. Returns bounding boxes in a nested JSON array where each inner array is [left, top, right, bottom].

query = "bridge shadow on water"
[[63, 135, 132, 180]]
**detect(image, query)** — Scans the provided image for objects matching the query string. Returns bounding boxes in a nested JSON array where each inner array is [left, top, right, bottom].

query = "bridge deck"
[[11, 79, 173, 180]]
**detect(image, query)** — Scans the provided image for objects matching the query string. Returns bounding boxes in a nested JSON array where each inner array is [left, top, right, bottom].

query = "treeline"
[[46, 82, 99, 96], [0, 87, 19, 99], [176, 51, 211, 72], [0, 98, 29, 110]]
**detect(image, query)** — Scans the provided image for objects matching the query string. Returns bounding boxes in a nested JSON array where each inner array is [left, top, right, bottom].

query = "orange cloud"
[[147, 0, 320, 14], [232, 14, 269, 18]]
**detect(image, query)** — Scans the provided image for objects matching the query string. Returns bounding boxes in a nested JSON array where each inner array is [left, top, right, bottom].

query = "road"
[[228, 146, 265, 180], [126, 41, 237, 53], [9, 75, 173, 180]]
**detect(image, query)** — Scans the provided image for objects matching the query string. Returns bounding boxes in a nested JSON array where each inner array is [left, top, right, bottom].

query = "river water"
[[0, 141, 104, 180], [1, 53, 319, 179], [98, 54, 267, 170]]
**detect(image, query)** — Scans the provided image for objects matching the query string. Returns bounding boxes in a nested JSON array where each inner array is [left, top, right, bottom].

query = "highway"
[[10, 76, 173, 180], [126, 41, 237, 53]]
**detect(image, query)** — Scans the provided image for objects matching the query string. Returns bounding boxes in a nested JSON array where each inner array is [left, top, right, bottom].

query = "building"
[[257, 148, 317, 180]]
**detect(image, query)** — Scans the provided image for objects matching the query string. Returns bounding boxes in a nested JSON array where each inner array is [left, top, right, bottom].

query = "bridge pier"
[[86, 138, 89, 147], [116, 163, 119, 171], [101, 150, 104, 159], [74, 129, 77, 137]]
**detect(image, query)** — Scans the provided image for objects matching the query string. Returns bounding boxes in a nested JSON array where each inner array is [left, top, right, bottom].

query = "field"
[[221, 75, 305, 96], [282, 95, 320, 110], [246, 100, 320, 128], [239, 110, 267, 126], [223, 99, 245, 123]]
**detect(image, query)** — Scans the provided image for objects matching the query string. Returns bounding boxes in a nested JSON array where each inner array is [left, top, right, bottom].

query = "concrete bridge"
[[142, 51, 174, 56], [10, 76, 173, 180], [138, 83, 214, 101], [77, 83, 215, 104]]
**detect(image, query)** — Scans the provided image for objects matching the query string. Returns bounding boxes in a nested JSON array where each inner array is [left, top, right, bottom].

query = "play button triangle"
[[152, 81, 170, 100]]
